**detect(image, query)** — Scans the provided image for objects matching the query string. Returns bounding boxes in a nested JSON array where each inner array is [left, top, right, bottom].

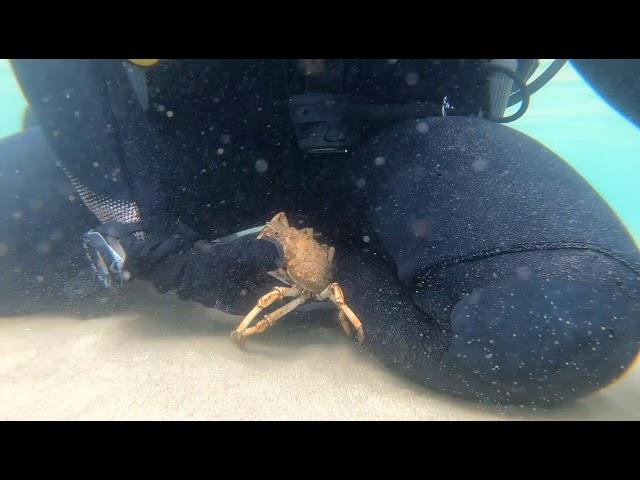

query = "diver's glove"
[[93, 220, 281, 315]]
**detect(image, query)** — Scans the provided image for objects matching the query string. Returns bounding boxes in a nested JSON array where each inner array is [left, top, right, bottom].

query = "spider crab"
[[231, 212, 365, 346]]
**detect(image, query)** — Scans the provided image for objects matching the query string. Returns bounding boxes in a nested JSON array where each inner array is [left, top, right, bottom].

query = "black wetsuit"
[[1, 59, 639, 406]]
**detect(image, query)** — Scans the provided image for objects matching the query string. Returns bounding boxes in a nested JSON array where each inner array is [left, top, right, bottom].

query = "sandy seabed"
[[1, 282, 639, 421]]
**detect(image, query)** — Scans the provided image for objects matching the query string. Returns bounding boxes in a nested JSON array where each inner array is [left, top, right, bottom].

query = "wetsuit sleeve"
[[11, 60, 282, 310], [11, 60, 147, 225], [572, 59, 640, 127]]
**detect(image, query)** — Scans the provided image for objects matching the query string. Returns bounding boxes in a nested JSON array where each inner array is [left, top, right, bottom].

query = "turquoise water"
[[0, 59, 26, 137], [504, 61, 640, 244], [1, 59, 638, 242]]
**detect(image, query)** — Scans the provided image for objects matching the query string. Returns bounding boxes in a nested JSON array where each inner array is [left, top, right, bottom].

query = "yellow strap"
[[128, 59, 160, 67]]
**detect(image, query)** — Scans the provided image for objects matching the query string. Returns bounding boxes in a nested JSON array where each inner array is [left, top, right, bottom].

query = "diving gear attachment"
[[507, 59, 567, 108], [124, 60, 160, 111], [288, 94, 360, 154], [82, 230, 126, 289], [128, 59, 160, 67], [124, 62, 150, 111], [485, 59, 568, 123], [487, 59, 517, 121], [288, 94, 459, 153], [287, 59, 564, 152]]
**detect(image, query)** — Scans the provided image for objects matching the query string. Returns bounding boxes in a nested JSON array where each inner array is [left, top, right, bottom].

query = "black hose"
[[507, 59, 568, 107]]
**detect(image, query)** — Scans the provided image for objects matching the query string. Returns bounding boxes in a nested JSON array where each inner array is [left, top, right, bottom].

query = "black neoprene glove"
[[96, 220, 281, 315], [151, 237, 281, 314]]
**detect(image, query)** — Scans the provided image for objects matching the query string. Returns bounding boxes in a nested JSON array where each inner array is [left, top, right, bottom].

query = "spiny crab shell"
[[257, 212, 334, 294]]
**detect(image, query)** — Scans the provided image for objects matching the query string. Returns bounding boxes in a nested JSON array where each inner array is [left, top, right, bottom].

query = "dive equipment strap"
[[82, 230, 126, 289]]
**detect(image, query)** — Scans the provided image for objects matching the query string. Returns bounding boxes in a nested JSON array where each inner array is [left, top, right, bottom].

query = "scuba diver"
[[1, 59, 639, 406]]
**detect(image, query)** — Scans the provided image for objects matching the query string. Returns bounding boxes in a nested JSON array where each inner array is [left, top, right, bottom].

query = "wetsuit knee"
[[350, 116, 640, 405], [414, 249, 640, 405]]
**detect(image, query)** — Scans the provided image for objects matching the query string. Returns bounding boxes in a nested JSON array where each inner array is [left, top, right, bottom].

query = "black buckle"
[[288, 94, 359, 154], [82, 230, 126, 289]]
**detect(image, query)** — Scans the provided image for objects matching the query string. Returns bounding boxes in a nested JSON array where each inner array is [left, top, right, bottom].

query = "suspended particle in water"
[[68, 195, 76, 202], [49, 230, 64, 241], [166, 110, 174, 118], [362, 235, 371, 243], [405, 72, 419, 86], [36, 275, 44, 283], [472, 158, 488, 172], [416, 121, 429, 134], [12, 211, 23, 220], [93, 162, 99, 168], [30, 199, 44, 211], [217, 148, 224, 155], [374, 156, 386, 166], [410, 218, 431, 238], [122, 270, 132, 282], [413, 165, 427, 178], [255, 159, 269, 173], [516, 266, 532, 280], [36, 242, 51, 255], [0, 242, 8, 256], [156, 104, 166, 113], [355, 178, 366, 189]]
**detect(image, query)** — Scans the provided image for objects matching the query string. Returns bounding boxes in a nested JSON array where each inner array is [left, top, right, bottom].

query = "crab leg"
[[231, 286, 301, 344], [327, 246, 335, 265], [318, 282, 365, 345], [337, 310, 354, 337], [233, 294, 308, 343]]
